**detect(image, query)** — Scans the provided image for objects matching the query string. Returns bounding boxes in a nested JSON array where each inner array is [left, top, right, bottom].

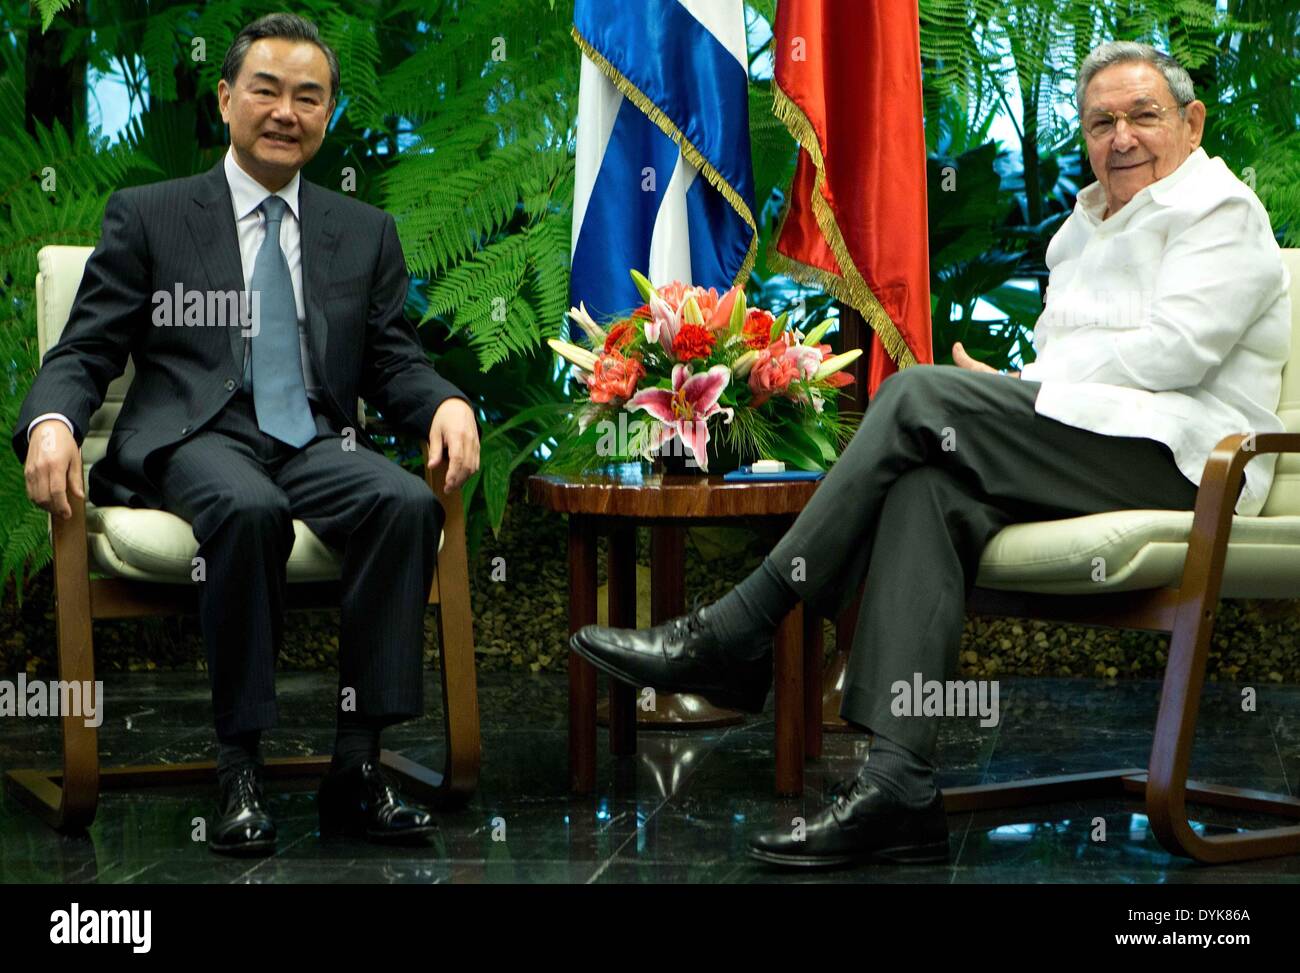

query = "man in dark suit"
[[14, 13, 481, 856]]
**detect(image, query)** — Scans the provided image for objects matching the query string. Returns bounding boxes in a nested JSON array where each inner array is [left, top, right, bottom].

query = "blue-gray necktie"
[[249, 196, 316, 448]]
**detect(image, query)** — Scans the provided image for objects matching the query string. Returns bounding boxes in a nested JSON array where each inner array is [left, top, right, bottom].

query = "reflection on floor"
[[1, 672, 1298, 883]]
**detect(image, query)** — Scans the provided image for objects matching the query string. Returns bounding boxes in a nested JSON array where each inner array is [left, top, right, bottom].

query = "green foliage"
[[0, 6, 159, 597], [714, 395, 859, 475], [1195, 1, 1300, 245], [32, 0, 74, 31], [377, 1, 577, 375], [928, 138, 1036, 369]]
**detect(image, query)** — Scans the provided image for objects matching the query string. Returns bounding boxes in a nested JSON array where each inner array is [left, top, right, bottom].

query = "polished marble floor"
[[1, 672, 1298, 883]]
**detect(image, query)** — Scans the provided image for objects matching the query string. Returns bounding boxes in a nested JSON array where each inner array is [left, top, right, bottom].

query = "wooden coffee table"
[[528, 467, 825, 795]]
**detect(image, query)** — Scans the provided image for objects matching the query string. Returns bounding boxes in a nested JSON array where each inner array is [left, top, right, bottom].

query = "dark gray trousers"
[[767, 364, 1206, 759], [152, 391, 443, 737]]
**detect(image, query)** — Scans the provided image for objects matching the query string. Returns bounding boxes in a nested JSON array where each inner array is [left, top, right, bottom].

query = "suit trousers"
[[767, 364, 1210, 760], [150, 391, 444, 737]]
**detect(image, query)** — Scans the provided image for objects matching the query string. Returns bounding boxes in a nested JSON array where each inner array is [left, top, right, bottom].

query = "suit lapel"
[[185, 161, 340, 379], [299, 178, 338, 373], [186, 162, 247, 373]]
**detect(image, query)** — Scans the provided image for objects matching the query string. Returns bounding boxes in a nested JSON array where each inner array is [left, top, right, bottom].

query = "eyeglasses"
[[1083, 102, 1184, 139]]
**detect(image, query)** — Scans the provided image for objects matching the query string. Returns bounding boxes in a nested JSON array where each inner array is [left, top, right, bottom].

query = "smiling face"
[[1081, 61, 1205, 218], [218, 38, 334, 192]]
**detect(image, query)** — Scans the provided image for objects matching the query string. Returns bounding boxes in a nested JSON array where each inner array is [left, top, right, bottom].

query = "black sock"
[[858, 731, 938, 809], [332, 714, 389, 773], [701, 556, 799, 660], [216, 730, 262, 790]]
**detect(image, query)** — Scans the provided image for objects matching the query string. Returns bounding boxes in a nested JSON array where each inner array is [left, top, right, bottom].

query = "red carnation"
[[671, 322, 717, 362], [742, 308, 777, 349], [603, 321, 637, 354]]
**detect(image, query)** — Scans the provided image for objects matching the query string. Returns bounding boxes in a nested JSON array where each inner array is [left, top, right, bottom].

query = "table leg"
[[593, 524, 745, 729], [803, 607, 823, 760], [568, 515, 598, 793], [823, 581, 866, 733], [607, 524, 638, 756], [774, 601, 805, 796], [640, 525, 744, 728]]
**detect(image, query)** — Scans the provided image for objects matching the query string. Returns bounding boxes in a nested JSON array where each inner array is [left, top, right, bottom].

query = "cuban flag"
[[569, 0, 757, 326]]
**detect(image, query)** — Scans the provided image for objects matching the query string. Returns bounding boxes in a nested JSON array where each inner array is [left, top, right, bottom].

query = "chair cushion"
[[975, 508, 1300, 598], [86, 503, 444, 583], [39, 245, 445, 586], [87, 505, 339, 582]]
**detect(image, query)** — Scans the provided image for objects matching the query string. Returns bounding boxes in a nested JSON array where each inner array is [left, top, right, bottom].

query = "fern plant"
[[0, 6, 159, 599], [378, 1, 576, 375]]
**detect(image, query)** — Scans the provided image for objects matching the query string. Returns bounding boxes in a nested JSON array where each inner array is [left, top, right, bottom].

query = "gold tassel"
[[571, 26, 758, 291], [768, 83, 919, 370]]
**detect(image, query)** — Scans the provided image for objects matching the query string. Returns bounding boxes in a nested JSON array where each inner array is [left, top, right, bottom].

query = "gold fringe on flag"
[[571, 26, 758, 291], [768, 83, 918, 370]]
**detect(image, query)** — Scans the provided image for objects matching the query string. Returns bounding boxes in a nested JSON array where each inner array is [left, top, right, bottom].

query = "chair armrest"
[[1177, 432, 1300, 616], [1191, 432, 1300, 530], [361, 416, 464, 508], [49, 472, 92, 608]]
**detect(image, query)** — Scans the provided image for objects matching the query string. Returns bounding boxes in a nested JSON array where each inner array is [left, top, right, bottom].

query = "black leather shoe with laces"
[[747, 773, 949, 868], [317, 759, 439, 843], [568, 599, 772, 713], [211, 765, 276, 857]]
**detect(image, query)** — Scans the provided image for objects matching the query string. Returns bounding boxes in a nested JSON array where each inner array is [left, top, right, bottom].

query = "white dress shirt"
[[1019, 147, 1292, 516], [28, 146, 319, 443]]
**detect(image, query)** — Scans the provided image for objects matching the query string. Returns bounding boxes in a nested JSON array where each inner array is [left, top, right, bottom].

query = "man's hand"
[[427, 398, 480, 492], [952, 341, 1018, 377], [24, 419, 83, 520]]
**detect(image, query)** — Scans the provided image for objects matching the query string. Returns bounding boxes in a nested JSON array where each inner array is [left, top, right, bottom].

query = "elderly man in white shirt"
[[1008, 62, 1290, 518], [568, 41, 1291, 869]]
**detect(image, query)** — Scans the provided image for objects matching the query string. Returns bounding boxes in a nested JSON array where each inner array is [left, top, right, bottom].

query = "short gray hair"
[[1075, 41, 1195, 115]]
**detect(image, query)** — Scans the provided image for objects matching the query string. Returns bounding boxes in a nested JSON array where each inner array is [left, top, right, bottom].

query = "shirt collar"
[[1075, 147, 1210, 226], [224, 146, 300, 223]]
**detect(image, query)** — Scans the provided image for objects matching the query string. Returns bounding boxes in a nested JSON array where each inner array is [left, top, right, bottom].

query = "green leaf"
[[769, 310, 787, 344], [802, 422, 838, 465], [479, 438, 513, 537]]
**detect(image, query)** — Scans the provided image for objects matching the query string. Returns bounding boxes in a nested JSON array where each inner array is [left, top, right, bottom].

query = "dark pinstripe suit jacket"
[[12, 159, 473, 509]]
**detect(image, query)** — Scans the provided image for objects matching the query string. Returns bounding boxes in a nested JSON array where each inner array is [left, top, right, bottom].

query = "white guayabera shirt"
[[1019, 147, 1292, 517]]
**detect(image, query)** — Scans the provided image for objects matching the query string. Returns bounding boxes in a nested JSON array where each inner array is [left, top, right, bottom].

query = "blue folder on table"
[[723, 466, 826, 482]]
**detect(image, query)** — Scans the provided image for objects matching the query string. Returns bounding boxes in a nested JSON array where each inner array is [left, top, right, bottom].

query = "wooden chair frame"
[[801, 432, 1300, 864], [4, 428, 480, 833]]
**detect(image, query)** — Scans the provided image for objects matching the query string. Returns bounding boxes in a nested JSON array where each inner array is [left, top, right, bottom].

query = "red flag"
[[771, 0, 932, 397]]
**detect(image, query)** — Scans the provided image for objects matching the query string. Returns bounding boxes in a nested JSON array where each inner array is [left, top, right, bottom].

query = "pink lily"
[[644, 292, 683, 354], [787, 342, 823, 380], [625, 363, 734, 471]]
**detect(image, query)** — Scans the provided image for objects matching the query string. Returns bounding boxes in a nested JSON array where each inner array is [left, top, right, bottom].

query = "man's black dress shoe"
[[569, 604, 771, 713], [747, 774, 949, 868], [317, 759, 438, 843], [210, 765, 276, 857]]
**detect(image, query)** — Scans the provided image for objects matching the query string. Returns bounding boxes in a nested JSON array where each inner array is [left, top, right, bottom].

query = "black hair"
[[221, 13, 339, 105]]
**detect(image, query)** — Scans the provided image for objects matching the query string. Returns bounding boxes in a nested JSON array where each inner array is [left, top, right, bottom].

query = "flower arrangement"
[[541, 270, 862, 474]]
